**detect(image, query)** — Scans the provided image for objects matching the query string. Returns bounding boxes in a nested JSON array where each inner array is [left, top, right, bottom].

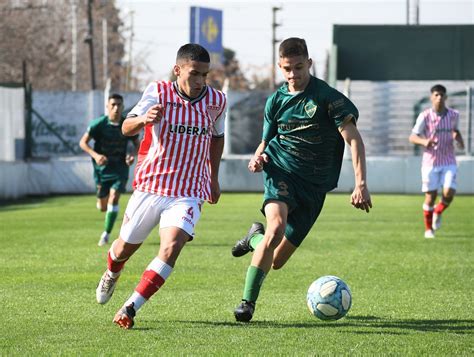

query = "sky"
[[116, 0, 474, 86]]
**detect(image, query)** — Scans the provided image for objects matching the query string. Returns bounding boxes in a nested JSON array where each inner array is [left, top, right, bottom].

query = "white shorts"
[[119, 190, 203, 244], [421, 164, 457, 192]]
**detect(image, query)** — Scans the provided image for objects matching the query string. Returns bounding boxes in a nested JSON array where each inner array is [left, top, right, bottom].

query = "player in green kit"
[[232, 38, 372, 322], [80, 94, 139, 246]]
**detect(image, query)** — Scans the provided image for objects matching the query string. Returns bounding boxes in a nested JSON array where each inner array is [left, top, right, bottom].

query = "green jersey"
[[262, 76, 358, 192], [87, 115, 137, 180]]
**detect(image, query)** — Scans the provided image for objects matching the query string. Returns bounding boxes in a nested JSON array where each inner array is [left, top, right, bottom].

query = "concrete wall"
[[1, 156, 473, 200]]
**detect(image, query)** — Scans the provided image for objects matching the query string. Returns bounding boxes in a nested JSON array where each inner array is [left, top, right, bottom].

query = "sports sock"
[[242, 265, 266, 302], [107, 244, 128, 276], [249, 233, 264, 250], [423, 203, 434, 231], [125, 258, 173, 312], [434, 201, 449, 215], [104, 204, 119, 234]]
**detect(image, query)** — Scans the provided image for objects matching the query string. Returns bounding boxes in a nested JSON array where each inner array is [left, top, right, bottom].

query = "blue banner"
[[190, 6, 223, 64]]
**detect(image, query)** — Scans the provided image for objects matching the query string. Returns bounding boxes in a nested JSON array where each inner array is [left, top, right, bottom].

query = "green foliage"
[[1, 193, 472, 355]]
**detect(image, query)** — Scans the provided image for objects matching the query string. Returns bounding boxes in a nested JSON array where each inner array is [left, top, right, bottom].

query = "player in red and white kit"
[[95, 44, 226, 329], [409, 84, 464, 239]]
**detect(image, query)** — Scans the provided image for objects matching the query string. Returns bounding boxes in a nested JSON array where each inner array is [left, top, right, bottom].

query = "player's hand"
[[209, 180, 221, 204], [424, 138, 437, 149], [95, 154, 108, 166], [144, 104, 164, 125], [125, 154, 135, 166], [248, 154, 269, 173], [350, 184, 372, 213]]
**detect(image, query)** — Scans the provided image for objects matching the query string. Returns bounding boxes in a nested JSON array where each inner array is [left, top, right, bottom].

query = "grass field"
[[1, 193, 473, 355]]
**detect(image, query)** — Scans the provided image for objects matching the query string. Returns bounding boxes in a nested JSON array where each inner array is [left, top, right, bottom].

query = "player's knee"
[[160, 239, 186, 258], [272, 259, 286, 270], [264, 229, 285, 250]]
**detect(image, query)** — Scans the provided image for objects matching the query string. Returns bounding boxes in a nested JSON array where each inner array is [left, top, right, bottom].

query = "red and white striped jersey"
[[128, 81, 226, 201], [412, 107, 459, 167]]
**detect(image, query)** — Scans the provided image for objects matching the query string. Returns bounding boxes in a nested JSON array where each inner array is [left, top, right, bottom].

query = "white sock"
[[123, 258, 173, 312], [125, 292, 147, 311], [107, 204, 119, 212]]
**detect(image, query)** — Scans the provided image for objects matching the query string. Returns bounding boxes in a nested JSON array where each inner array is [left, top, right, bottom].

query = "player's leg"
[[234, 200, 288, 322], [421, 165, 440, 238], [231, 222, 265, 257], [96, 191, 160, 305], [114, 197, 200, 329], [433, 165, 457, 230], [99, 179, 126, 246], [96, 194, 108, 212], [94, 170, 109, 212], [423, 191, 437, 238]]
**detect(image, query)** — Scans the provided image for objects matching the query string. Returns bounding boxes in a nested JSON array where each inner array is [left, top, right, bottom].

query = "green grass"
[[1, 193, 473, 355]]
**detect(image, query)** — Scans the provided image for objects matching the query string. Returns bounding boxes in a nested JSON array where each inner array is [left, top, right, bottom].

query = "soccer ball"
[[306, 275, 352, 321]]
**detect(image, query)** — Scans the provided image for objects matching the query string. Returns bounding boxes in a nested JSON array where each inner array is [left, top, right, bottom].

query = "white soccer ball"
[[306, 275, 352, 321]]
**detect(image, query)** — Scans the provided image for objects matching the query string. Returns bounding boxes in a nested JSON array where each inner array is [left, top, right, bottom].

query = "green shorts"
[[93, 170, 128, 198], [262, 162, 326, 247]]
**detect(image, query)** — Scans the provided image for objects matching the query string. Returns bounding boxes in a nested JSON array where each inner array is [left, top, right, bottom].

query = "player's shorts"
[[119, 190, 203, 244], [262, 161, 326, 247], [421, 164, 457, 192], [94, 170, 128, 198]]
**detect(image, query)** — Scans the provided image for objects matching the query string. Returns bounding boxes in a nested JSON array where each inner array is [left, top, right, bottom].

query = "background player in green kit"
[[80, 94, 139, 246], [232, 38, 372, 322]]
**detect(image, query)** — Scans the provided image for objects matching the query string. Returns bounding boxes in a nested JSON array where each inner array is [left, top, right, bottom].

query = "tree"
[[0, 0, 126, 91]]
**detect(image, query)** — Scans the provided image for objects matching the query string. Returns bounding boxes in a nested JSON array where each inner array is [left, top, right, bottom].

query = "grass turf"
[[1, 193, 473, 355]]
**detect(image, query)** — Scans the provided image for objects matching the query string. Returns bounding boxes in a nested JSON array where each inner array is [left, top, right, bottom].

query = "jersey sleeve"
[[262, 94, 278, 142], [128, 82, 159, 117], [411, 112, 426, 136], [327, 89, 359, 128], [86, 117, 102, 140], [211, 103, 226, 137], [452, 110, 460, 131]]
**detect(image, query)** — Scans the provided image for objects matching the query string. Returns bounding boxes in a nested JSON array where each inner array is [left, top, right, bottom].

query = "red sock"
[[135, 270, 165, 300], [434, 201, 448, 215], [423, 209, 433, 231], [107, 251, 128, 273]]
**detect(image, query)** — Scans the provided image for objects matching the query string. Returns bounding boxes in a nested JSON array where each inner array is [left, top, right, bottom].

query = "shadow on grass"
[[168, 315, 473, 335], [0, 197, 49, 211]]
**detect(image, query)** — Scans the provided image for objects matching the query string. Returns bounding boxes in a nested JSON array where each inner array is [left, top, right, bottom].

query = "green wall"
[[334, 25, 474, 80]]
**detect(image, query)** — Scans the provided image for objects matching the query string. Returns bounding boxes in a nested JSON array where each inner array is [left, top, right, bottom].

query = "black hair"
[[176, 44, 210, 63], [430, 84, 447, 95], [108, 93, 123, 102], [279, 38, 309, 58]]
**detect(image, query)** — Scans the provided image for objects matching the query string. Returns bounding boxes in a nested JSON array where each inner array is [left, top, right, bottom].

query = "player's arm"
[[409, 114, 436, 148], [79, 131, 107, 166], [209, 135, 224, 204], [122, 105, 163, 137], [339, 116, 372, 213], [453, 130, 465, 150], [248, 140, 269, 173], [249, 96, 276, 173], [409, 133, 436, 148], [125, 137, 141, 166], [122, 82, 164, 137]]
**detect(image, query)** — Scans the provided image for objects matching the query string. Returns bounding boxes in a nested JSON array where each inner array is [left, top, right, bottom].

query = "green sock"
[[242, 266, 266, 302], [104, 205, 119, 234], [249, 233, 264, 250]]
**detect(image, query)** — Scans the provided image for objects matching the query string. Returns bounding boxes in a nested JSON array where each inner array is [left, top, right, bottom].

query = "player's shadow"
[[173, 316, 474, 335], [0, 196, 48, 211], [344, 315, 474, 334]]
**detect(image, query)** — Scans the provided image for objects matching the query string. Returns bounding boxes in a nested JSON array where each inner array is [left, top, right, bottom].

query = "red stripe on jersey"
[[421, 108, 458, 167], [133, 81, 225, 200]]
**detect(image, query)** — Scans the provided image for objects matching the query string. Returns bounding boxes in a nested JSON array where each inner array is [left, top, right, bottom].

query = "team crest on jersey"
[[305, 101, 317, 118], [206, 105, 221, 119]]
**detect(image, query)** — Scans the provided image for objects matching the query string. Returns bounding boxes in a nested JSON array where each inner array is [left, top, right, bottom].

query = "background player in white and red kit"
[[409, 84, 464, 239], [95, 44, 226, 329]]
